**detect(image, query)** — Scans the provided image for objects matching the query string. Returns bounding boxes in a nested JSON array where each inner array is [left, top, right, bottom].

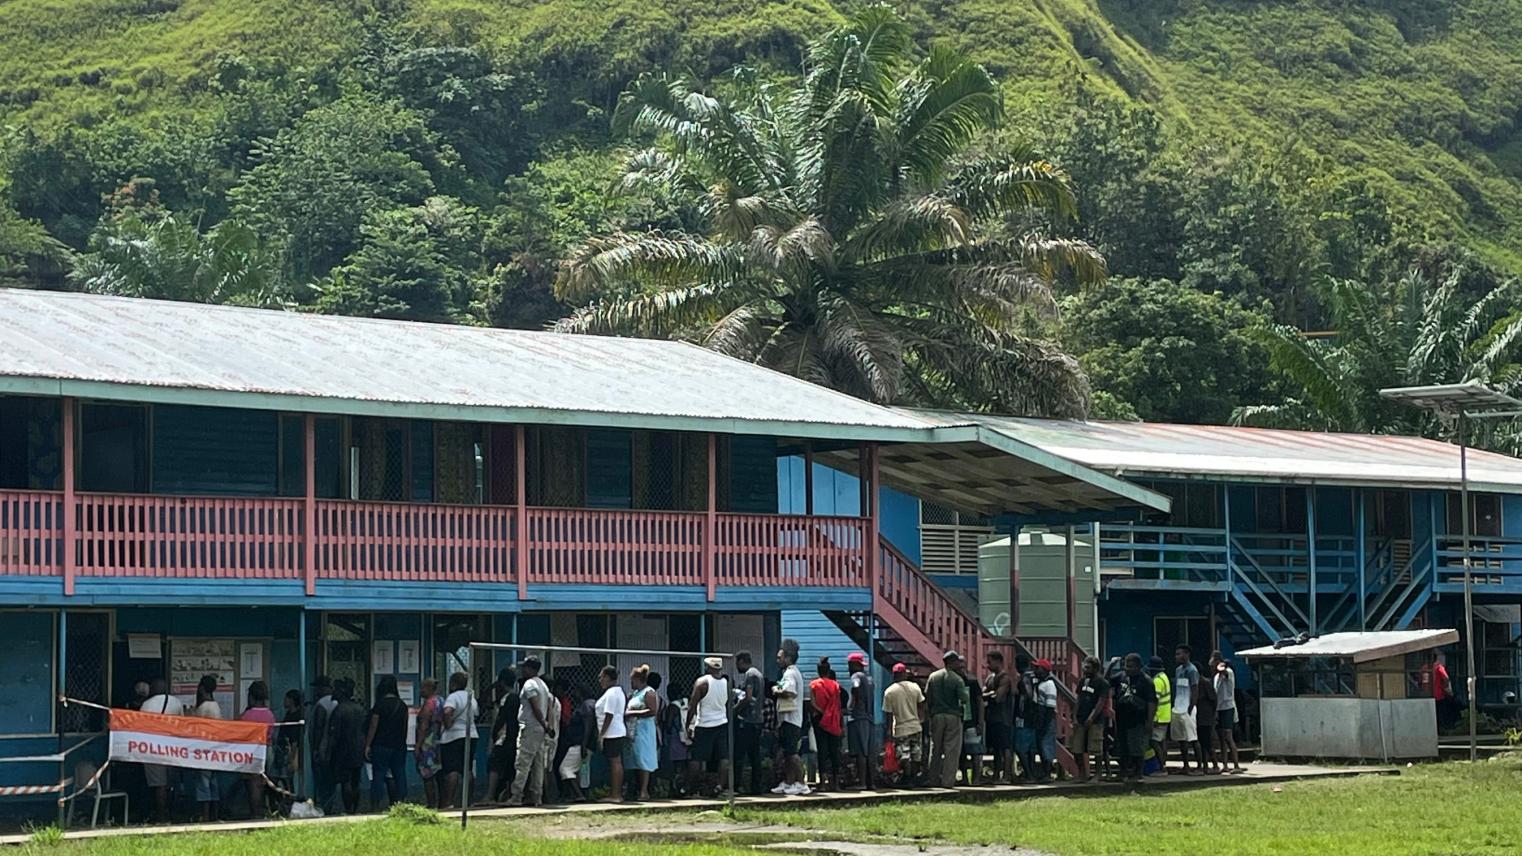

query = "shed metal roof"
[[1237, 629, 1458, 664], [899, 410, 1522, 494], [0, 289, 937, 441]]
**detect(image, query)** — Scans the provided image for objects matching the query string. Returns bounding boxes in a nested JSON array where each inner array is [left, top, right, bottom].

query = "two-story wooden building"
[[0, 289, 1165, 803]]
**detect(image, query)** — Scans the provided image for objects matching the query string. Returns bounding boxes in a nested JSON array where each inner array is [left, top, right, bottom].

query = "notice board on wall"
[[170, 638, 266, 716]]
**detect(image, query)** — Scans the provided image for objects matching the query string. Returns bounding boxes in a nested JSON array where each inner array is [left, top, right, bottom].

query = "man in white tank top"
[[685, 656, 732, 795]]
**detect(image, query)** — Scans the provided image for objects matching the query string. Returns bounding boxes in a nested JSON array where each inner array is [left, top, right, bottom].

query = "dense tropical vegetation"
[[3, 0, 1522, 437]]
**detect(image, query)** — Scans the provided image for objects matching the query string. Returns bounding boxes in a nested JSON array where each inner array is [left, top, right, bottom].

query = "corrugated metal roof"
[[900, 409, 1522, 494], [0, 289, 938, 441], [1238, 629, 1458, 663]]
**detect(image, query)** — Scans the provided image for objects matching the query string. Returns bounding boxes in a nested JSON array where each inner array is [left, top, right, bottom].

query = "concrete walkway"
[[0, 762, 1393, 846]]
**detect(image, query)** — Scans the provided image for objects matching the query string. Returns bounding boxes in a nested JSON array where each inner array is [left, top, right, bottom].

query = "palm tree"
[[554, 4, 1104, 417], [70, 212, 287, 307], [1233, 259, 1522, 445]]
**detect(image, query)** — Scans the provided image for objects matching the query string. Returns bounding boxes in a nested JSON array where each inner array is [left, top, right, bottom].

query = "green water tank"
[[979, 530, 1097, 649]]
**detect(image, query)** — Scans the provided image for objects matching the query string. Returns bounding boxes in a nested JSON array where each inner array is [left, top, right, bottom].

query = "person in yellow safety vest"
[[1147, 655, 1172, 775]]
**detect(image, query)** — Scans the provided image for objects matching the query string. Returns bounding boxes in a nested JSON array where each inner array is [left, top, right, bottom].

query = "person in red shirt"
[[1433, 655, 1459, 729], [809, 657, 845, 792]]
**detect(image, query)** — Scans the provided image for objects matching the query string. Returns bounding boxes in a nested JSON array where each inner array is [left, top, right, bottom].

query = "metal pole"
[[1460, 412, 1477, 762], [1355, 489, 1367, 632], [461, 643, 473, 830], [299, 609, 308, 799], [56, 608, 67, 829], [1307, 487, 1318, 635]]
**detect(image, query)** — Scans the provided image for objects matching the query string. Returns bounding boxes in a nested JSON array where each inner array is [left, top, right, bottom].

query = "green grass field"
[[732, 756, 1522, 856], [22, 758, 1522, 856]]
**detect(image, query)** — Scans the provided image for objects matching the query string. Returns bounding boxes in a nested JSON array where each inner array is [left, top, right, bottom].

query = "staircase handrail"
[[1230, 536, 1312, 628]]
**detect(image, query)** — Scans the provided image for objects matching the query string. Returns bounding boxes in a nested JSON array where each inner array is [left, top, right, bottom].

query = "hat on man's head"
[[704, 656, 724, 670], [943, 650, 961, 663], [1035, 658, 1053, 670], [1147, 655, 1167, 672], [847, 652, 867, 666], [892, 663, 908, 674], [519, 655, 542, 671]]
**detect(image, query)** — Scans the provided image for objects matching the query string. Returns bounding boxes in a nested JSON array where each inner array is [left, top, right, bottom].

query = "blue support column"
[[1355, 489, 1367, 632], [298, 609, 309, 798], [56, 608, 67, 828], [1307, 487, 1318, 635]]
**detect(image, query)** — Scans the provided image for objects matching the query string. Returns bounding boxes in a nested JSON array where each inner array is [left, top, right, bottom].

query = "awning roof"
[[899, 409, 1522, 494], [1237, 630, 1459, 664], [0, 289, 1170, 518]]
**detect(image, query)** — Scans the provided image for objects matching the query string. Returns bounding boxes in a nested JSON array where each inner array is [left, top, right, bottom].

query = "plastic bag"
[[289, 800, 324, 819], [882, 739, 900, 775]]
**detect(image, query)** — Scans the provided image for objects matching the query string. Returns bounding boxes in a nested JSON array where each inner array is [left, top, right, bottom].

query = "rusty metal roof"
[[900, 410, 1522, 494], [0, 289, 941, 441]]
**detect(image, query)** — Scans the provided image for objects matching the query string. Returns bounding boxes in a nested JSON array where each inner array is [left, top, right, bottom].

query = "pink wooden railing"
[[525, 508, 705, 585], [0, 490, 63, 576], [0, 492, 875, 588], [315, 499, 515, 583], [77, 494, 304, 578], [878, 539, 989, 664], [714, 513, 868, 587]]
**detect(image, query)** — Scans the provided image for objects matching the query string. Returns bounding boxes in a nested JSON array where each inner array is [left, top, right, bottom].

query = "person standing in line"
[[595, 665, 629, 803], [685, 656, 732, 797], [770, 640, 810, 795], [240, 680, 277, 818], [1211, 652, 1244, 774], [807, 658, 844, 792], [1032, 659, 1059, 783], [959, 664, 983, 786], [1193, 660, 1218, 774], [326, 678, 368, 814], [1172, 645, 1202, 775], [557, 685, 594, 803], [925, 651, 967, 789], [480, 673, 519, 805], [1067, 656, 1108, 783], [1012, 653, 1039, 782], [1433, 654, 1459, 730], [413, 678, 444, 806], [625, 665, 660, 801], [438, 671, 479, 808], [309, 675, 338, 812], [881, 663, 926, 787], [981, 650, 1014, 784], [270, 689, 304, 810], [540, 689, 563, 803], [1147, 656, 1173, 776], [190, 675, 223, 821], [507, 657, 554, 806], [141, 677, 186, 823], [1112, 654, 1156, 785], [845, 652, 876, 791], [363, 675, 409, 810], [734, 651, 766, 795]]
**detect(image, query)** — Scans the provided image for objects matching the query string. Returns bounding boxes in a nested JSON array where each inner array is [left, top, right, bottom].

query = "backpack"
[[1018, 671, 1041, 723]]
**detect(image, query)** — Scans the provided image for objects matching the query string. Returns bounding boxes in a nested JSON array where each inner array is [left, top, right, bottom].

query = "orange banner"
[[109, 709, 270, 774]]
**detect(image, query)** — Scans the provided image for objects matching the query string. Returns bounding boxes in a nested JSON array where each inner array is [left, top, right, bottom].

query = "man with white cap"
[[686, 655, 732, 796]]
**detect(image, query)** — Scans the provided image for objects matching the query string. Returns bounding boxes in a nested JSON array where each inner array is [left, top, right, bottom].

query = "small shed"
[[1239, 629, 1458, 761]]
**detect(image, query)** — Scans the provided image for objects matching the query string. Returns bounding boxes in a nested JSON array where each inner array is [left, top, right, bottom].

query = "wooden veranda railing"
[[0, 489, 871, 592]]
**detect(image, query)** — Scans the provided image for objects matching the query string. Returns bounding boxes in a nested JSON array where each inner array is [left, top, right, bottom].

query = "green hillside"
[[4, 0, 1522, 423]]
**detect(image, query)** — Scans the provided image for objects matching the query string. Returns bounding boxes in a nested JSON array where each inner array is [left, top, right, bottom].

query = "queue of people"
[[110, 640, 1252, 824]]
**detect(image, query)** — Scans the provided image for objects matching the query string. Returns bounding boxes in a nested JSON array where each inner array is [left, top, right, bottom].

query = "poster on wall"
[[239, 643, 263, 679], [397, 640, 420, 674], [372, 640, 395, 675], [170, 639, 236, 711]]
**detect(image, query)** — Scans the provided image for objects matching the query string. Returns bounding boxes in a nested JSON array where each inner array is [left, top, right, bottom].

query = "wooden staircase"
[[827, 538, 1084, 776]]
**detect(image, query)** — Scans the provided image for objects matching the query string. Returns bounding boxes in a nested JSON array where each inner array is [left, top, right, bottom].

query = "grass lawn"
[[18, 814, 749, 856], [730, 756, 1522, 856]]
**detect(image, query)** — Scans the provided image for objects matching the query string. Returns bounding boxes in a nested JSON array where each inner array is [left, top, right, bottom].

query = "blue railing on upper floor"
[[1097, 524, 1359, 589], [1436, 535, 1522, 592]]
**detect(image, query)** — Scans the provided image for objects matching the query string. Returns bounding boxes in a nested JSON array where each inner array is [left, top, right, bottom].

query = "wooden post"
[[867, 443, 880, 605], [1065, 524, 1077, 642], [1307, 487, 1318, 635], [515, 425, 528, 600], [1008, 524, 1021, 637], [303, 414, 317, 596], [803, 443, 815, 517], [61, 397, 75, 596], [705, 433, 717, 602]]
